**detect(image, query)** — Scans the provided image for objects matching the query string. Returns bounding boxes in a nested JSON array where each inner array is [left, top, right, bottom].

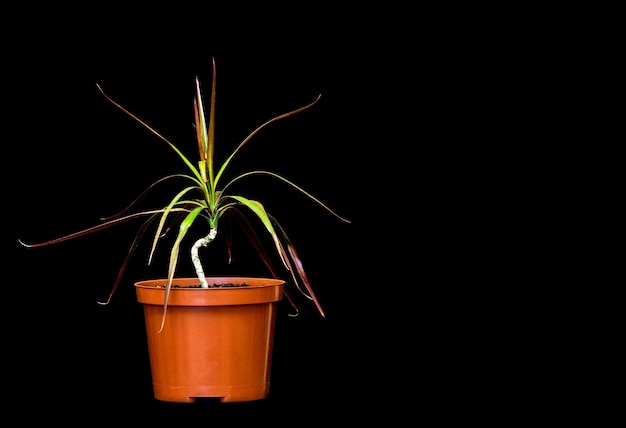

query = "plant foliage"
[[19, 58, 350, 331]]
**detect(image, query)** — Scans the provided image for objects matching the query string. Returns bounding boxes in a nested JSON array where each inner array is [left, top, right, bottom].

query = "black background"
[[4, 12, 408, 424], [4, 7, 614, 425], [3, 6, 554, 424]]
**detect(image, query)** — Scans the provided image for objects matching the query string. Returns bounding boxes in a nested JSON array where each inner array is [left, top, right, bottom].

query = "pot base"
[[153, 382, 271, 403]]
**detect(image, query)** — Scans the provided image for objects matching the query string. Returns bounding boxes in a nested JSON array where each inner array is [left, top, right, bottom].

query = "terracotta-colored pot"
[[135, 277, 285, 403]]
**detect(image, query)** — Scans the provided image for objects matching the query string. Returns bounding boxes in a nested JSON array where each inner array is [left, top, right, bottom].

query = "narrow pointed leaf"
[[148, 185, 199, 264], [214, 94, 321, 187], [159, 206, 206, 332], [224, 170, 351, 224], [97, 84, 205, 186], [229, 195, 288, 268]]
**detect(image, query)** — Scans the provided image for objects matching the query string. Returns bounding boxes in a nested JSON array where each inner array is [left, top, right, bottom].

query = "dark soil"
[[163, 283, 250, 288]]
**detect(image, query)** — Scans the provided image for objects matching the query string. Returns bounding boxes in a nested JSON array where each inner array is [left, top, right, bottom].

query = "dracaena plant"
[[19, 58, 350, 330]]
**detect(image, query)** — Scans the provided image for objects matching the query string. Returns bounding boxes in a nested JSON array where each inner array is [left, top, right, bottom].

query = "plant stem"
[[191, 228, 217, 288]]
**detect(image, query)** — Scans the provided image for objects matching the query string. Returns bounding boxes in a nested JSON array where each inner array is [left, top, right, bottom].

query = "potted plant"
[[19, 57, 350, 403]]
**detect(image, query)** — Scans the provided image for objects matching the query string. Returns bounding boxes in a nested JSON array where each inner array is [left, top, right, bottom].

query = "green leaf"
[[97, 84, 205, 186], [213, 94, 321, 188], [160, 205, 206, 332], [229, 195, 288, 268], [148, 185, 200, 265]]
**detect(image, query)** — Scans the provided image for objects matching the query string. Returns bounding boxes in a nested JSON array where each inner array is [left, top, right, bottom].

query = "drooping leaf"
[[228, 195, 288, 268], [97, 214, 160, 306], [160, 206, 206, 332], [148, 185, 201, 265]]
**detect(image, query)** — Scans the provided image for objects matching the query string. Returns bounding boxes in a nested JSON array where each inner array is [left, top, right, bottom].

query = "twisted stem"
[[191, 227, 217, 288]]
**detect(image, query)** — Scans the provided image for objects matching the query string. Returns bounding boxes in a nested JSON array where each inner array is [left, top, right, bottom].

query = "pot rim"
[[135, 277, 285, 306]]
